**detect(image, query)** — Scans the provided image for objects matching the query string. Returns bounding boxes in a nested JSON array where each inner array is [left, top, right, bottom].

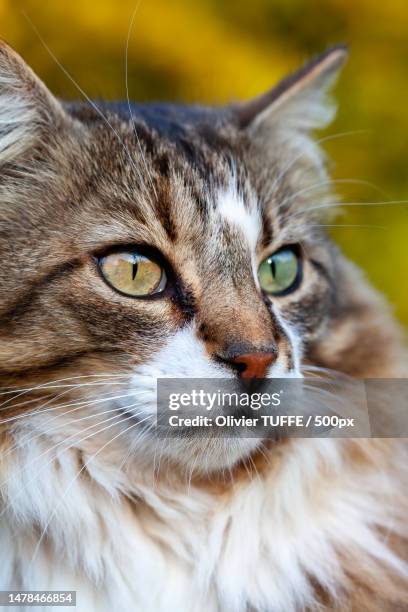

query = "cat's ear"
[[234, 45, 348, 134], [0, 41, 65, 163]]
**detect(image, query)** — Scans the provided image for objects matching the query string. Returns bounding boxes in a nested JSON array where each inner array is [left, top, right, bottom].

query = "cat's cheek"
[[120, 324, 228, 418]]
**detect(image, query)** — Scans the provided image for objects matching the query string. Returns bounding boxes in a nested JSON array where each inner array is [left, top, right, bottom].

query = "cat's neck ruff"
[[2, 437, 407, 611]]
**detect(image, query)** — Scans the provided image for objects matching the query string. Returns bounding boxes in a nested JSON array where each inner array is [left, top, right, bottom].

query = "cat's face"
[[0, 43, 349, 473]]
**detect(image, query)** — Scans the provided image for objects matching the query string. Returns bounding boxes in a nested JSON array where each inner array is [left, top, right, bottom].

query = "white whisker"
[[266, 129, 369, 201], [285, 199, 408, 221], [0, 388, 147, 461], [125, 0, 158, 200], [0, 372, 130, 397], [0, 379, 130, 411], [278, 178, 387, 211], [22, 11, 152, 204], [0, 390, 140, 427]]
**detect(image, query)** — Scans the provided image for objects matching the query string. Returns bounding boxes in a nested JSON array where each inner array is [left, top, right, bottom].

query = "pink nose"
[[230, 352, 276, 379]]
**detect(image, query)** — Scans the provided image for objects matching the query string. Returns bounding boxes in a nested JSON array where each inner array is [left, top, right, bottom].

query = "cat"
[[0, 40, 407, 611]]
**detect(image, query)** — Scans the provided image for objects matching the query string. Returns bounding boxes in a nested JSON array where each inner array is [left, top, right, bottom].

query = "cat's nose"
[[218, 350, 277, 379], [232, 352, 277, 379]]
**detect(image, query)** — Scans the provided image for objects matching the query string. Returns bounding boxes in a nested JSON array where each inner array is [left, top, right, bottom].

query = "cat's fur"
[[0, 42, 407, 611]]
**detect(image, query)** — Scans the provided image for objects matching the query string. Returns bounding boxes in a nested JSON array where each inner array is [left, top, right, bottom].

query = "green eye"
[[258, 248, 300, 295], [99, 251, 166, 297]]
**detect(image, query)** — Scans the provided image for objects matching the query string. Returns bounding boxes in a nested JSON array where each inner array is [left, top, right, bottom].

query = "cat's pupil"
[[132, 259, 138, 281], [271, 259, 276, 278]]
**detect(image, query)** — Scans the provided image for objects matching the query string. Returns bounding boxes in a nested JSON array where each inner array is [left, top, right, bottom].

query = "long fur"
[[0, 43, 407, 611]]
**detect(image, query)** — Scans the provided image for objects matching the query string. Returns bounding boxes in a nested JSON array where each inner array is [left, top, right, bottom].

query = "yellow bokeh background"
[[2, 0, 408, 325]]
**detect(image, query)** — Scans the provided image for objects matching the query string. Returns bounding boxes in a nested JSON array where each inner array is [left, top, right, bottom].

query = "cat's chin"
[[154, 437, 262, 475]]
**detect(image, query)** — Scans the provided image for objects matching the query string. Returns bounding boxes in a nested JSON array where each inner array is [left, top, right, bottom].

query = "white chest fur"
[[1, 438, 407, 612]]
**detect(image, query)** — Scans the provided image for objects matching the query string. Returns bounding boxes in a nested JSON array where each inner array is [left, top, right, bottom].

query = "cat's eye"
[[98, 251, 166, 297], [258, 247, 300, 296]]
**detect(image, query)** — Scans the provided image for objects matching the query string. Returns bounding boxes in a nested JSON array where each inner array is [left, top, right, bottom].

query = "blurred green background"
[[2, 0, 408, 325]]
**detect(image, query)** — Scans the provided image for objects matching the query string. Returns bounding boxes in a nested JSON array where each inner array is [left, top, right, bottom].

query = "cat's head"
[[0, 42, 400, 475]]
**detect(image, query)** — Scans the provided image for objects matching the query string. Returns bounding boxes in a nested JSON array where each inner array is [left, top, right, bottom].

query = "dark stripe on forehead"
[[157, 153, 170, 177], [177, 171, 209, 219], [131, 114, 208, 178], [154, 179, 178, 242], [133, 122, 156, 156], [176, 135, 214, 181], [197, 123, 233, 154]]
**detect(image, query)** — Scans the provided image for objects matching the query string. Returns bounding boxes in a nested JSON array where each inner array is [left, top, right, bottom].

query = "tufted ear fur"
[[0, 41, 65, 164], [234, 45, 348, 135]]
